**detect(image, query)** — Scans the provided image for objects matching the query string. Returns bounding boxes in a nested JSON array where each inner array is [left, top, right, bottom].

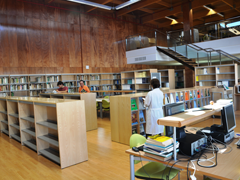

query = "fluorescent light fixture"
[[67, 0, 112, 10], [229, 28, 240, 35], [203, 5, 213, 11], [226, 21, 240, 28], [165, 16, 175, 21], [115, 0, 141, 10], [217, 13, 224, 17], [220, 23, 225, 28]]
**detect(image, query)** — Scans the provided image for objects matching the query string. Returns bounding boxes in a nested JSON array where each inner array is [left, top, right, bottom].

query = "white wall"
[[194, 36, 240, 55]]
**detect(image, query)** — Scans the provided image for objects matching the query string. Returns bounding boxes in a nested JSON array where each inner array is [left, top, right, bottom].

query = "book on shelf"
[[180, 92, 184, 101], [165, 82, 169, 87], [0, 86, 8, 91], [10, 77, 27, 83], [0, 77, 8, 84], [199, 82, 203, 86], [189, 102, 192, 109], [208, 89, 210, 96], [197, 90, 200, 98], [64, 82, 74, 87], [201, 90, 203, 98], [132, 112, 138, 125], [189, 91, 193, 100], [216, 67, 220, 74], [142, 78, 148, 84], [185, 92, 189, 101], [193, 91, 196, 99], [176, 93, 179, 102], [10, 84, 27, 91], [136, 79, 142, 84], [222, 81, 229, 89], [113, 74, 121, 79], [146, 135, 173, 147], [164, 94, 169, 105], [132, 126, 137, 134], [185, 102, 188, 110], [205, 89, 207, 96], [170, 93, 174, 103], [193, 101, 197, 108], [140, 124, 145, 136], [102, 85, 112, 90], [196, 76, 199, 81], [204, 68, 207, 74], [139, 110, 145, 123], [29, 84, 43, 90], [139, 97, 145, 109], [131, 99, 138, 110], [90, 75, 100, 80], [198, 100, 200, 107], [47, 76, 59, 82], [46, 83, 54, 89]]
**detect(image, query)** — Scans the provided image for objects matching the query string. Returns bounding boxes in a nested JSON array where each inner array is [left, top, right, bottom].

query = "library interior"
[[1, 0, 240, 179]]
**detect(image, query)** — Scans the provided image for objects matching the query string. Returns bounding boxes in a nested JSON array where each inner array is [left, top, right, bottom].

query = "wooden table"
[[157, 104, 225, 161], [96, 98, 110, 118], [92, 90, 136, 93], [126, 138, 240, 180]]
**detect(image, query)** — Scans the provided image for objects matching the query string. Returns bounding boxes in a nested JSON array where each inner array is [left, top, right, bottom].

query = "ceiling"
[[46, 0, 240, 31]]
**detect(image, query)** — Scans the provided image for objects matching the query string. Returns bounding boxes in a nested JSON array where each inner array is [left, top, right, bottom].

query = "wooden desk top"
[[0, 96, 76, 104], [40, 92, 96, 96], [126, 138, 240, 180], [91, 90, 136, 93], [157, 104, 224, 127]]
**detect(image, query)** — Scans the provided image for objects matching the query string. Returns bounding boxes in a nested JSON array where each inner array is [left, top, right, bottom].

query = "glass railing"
[[126, 29, 240, 66], [168, 18, 240, 43]]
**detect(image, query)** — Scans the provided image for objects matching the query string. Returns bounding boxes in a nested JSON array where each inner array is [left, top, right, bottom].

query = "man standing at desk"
[[79, 80, 90, 93], [57, 81, 68, 93], [144, 79, 164, 138]]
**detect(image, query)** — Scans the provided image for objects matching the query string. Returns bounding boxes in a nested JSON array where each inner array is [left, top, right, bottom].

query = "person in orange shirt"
[[79, 80, 90, 93]]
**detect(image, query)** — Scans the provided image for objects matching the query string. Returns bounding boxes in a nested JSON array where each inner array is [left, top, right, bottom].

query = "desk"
[[126, 138, 240, 180], [157, 104, 224, 161], [96, 98, 110, 118]]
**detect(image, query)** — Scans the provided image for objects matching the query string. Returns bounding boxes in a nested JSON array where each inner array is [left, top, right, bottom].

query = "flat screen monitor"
[[221, 103, 236, 133]]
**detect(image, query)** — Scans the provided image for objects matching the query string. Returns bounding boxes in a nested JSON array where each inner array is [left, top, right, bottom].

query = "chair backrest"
[[104, 96, 109, 99], [102, 99, 110, 109], [96, 101, 98, 108], [130, 134, 146, 148]]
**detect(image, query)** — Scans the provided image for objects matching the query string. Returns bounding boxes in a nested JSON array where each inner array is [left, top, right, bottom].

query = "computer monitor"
[[164, 102, 185, 138], [221, 103, 236, 133]]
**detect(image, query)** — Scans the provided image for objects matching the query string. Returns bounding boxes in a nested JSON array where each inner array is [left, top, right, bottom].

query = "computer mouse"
[[132, 147, 139, 152]]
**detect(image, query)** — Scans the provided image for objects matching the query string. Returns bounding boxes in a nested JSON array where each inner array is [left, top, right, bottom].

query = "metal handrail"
[[126, 29, 240, 65]]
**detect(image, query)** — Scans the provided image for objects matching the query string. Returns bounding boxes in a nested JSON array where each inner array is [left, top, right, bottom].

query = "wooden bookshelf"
[[39, 93, 97, 131], [175, 69, 185, 89], [110, 87, 213, 145], [158, 69, 175, 89], [0, 97, 88, 169], [10, 75, 29, 96], [61, 74, 76, 93], [121, 69, 158, 93], [28, 74, 46, 97], [0, 97, 8, 135], [195, 64, 239, 87], [0, 75, 10, 96]]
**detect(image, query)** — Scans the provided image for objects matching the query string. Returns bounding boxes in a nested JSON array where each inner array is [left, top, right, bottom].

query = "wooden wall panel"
[[0, 0, 180, 75]]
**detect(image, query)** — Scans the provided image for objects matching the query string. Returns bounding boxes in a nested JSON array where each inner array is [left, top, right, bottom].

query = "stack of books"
[[143, 135, 179, 161]]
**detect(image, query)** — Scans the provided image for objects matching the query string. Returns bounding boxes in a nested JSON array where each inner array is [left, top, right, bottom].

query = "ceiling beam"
[[48, 0, 55, 3], [87, 0, 113, 12], [139, 8, 154, 14], [221, 0, 240, 13], [141, 0, 221, 24], [156, 0, 171, 7], [117, 0, 161, 17]]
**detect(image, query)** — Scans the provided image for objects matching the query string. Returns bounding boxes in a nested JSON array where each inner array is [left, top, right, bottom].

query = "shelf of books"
[[110, 86, 213, 145], [10, 75, 28, 96], [121, 71, 135, 91], [61, 74, 76, 93], [195, 64, 239, 87], [0, 76, 10, 97], [175, 69, 185, 89], [46, 74, 61, 91], [158, 69, 175, 89], [29, 74, 46, 97], [135, 69, 157, 92]]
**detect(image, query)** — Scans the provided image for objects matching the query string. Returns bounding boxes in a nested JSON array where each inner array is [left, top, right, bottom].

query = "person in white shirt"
[[144, 79, 164, 138]]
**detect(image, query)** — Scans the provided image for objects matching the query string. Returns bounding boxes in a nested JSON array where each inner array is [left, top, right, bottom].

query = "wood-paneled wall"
[[0, 0, 180, 74]]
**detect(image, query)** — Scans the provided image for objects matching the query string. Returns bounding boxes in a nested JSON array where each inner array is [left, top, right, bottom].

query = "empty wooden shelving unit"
[[0, 97, 88, 169], [39, 93, 97, 131], [158, 69, 175, 89]]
